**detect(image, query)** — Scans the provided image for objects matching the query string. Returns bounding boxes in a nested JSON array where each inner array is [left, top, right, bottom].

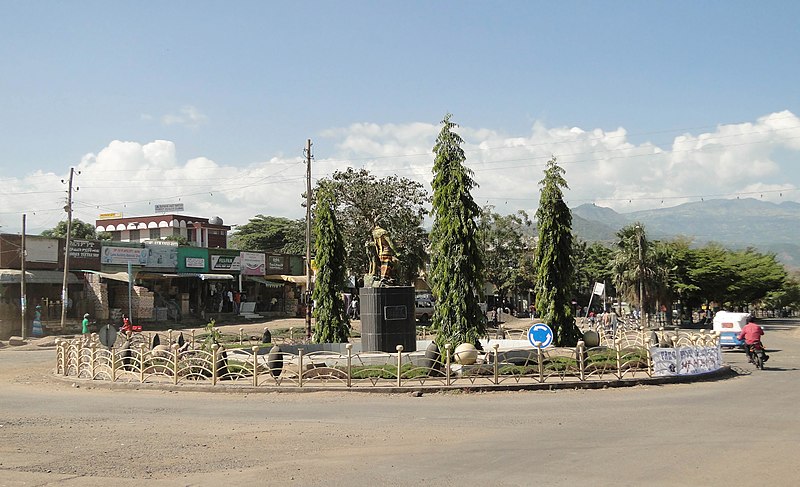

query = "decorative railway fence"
[[55, 326, 723, 390]]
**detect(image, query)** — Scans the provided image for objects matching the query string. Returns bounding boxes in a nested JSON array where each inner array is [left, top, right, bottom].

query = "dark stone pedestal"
[[360, 286, 416, 353]]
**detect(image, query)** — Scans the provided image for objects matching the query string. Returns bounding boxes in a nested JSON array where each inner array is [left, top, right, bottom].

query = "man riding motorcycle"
[[737, 316, 769, 364]]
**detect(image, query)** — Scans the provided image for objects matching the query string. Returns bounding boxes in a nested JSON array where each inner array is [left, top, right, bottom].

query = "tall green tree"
[[41, 219, 98, 240], [314, 168, 430, 285], [429, 114, 486, 349], [229, 215, 305, 254], [533, 157, 581, 346], [311, 188, 350, 343]]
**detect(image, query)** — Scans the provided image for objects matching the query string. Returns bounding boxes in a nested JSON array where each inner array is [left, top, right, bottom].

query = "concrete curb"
[[53, 365, 736, 394]]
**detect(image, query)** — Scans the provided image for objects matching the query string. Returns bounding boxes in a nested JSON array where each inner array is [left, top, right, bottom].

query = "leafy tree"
[[572, 240, 614, 310], [311, 187, 350, 343], [685, 244, 737, 308], [479, 206, 533, 301], [41, 219, 97, 240], [726, 248, 786, 307], [229, 215, 305, 254], [163, 234, 190, 246], [429, 114, 486, 349], [314, 168, 429, 285], [533, 157, 581, 346]]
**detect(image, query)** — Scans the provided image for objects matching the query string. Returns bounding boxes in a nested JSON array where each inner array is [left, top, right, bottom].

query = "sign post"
[[528, 323, 554, 349]]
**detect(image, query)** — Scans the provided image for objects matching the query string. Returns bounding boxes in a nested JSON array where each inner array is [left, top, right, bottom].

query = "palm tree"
[[611, 223, 650, 325]]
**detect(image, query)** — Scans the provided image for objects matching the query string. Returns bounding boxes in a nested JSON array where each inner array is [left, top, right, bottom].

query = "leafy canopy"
[[229, 215, 305, 254], [534, 157, 581, 346], [314, 168, 429, 285], [41, 219, 98, 240]]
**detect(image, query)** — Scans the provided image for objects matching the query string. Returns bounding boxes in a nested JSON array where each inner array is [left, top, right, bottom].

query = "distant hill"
[[570, 198, 800, 268]]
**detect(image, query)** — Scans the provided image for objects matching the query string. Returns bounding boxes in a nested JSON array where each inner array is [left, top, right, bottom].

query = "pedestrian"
[[82, 313, 90, 337], [350, 296, 359, 320], [32, 305, 43, 337], [233, 291, 241, 314]]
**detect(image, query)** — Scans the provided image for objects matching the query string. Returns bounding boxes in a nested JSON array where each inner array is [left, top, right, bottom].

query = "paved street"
[[1, 319, 798, 486]]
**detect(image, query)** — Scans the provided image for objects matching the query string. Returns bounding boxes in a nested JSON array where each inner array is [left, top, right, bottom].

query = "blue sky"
[[2, 1, 799, 233]]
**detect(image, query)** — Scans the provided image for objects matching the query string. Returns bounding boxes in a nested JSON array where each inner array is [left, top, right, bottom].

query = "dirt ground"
[[2, 318, 798, 486]]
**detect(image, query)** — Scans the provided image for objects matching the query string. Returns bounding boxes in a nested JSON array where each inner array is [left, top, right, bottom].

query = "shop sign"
[[145, 243, 178, 268], [267, 255, 285, 272], [241, 251, 265, 276], [101, 246, 148, 265], [69, 240, 101, 270], [185, 257, 205, 268], [211, 254, 241, 271], [69, 240, 101, 260]]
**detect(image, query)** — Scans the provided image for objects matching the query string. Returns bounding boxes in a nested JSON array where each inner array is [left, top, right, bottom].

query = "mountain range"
[[570, 198, 800, 269]]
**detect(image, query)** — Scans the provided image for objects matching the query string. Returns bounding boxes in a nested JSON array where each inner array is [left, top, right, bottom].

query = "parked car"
[[415, 300, 434, 322]]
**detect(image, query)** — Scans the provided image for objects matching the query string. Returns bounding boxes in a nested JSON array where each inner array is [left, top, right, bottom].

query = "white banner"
[[240, 251, 265, 276], [650, 345, 722, 377], [592, 282, 605, 296], [101, 246, 149, 266]]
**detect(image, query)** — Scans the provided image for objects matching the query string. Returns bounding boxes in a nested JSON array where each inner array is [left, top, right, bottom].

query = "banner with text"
[[240, 251, 265, 276], [650, 345, 723, 377]]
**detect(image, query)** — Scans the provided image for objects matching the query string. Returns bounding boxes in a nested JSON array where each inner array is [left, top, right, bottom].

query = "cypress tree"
[[312, 187, 350, 343], [534, 157, 581, 346], [429, 114, 486, 350]]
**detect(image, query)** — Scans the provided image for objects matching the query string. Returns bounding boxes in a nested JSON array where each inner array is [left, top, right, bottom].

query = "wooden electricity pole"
[[305, 139, 313, 339], [20, 214, 26, 339], [60, 168, 77, 330]]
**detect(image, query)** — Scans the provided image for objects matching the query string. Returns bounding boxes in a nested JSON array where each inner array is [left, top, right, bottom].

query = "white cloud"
[[2, 110, 800, 234], [161, 105, 209, 128]]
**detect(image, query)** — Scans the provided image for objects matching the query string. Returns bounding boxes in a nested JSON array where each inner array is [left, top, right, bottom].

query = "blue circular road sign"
[[528, 323, 554, 348]]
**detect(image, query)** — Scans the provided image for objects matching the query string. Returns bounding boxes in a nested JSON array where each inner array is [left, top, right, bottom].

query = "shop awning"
[[0, 269, 81, 284], [264, 274, 308, 285], [178, 273, 235, 280], [245, 276, 283, 288], [137, 272, 181, 280], [81, 269, 131, 283]]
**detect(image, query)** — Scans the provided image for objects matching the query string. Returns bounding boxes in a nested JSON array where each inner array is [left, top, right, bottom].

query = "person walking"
[[31, 305, 43, 337], [82, 313, 91, 342]]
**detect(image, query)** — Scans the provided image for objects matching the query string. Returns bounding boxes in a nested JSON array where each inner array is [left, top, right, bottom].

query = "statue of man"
[[372, 225, 399, 285]]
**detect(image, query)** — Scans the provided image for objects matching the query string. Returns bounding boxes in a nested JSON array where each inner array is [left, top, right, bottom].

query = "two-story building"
[[94, 214, 230, 248]]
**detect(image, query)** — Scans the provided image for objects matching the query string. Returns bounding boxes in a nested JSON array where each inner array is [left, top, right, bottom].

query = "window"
[[129, 229, 140, 241], [149, 228, 160, 239]]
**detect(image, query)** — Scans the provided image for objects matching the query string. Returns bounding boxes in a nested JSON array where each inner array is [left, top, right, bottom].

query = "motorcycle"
[[745, 341, 769, 370]]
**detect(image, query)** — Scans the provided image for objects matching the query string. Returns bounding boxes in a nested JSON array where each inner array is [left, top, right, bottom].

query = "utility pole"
[[20, 214, 27, 339], [304, 139, 313, 339], [636, 225, 646, 329], [60, 168, 78, 330]]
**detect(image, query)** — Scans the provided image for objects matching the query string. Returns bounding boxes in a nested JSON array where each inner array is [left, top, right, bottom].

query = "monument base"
[[360, 286, 416, 353]]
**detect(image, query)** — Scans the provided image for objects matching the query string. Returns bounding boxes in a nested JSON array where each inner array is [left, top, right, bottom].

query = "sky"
[[1, 1, 799, 235]]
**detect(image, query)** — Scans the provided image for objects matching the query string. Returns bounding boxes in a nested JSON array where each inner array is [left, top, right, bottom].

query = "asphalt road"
[[1, 320, 798, 487]]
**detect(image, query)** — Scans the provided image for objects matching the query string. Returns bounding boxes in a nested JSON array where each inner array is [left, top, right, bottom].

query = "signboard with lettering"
[[211, 254, 241, 271], [177, 247, 209, 272], [101, 246, 149, 266], [241, 251, 265, 276], [98, 212, 123, 220], [69, 240, 101, 270], [267, 255, 285, 272], [144, 243, 178, 269], [155, 203, 184, 213]]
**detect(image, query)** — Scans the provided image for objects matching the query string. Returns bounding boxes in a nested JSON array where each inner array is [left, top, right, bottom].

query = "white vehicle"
[[712, 311, 749, 348], [415, 299, 434, 322]]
